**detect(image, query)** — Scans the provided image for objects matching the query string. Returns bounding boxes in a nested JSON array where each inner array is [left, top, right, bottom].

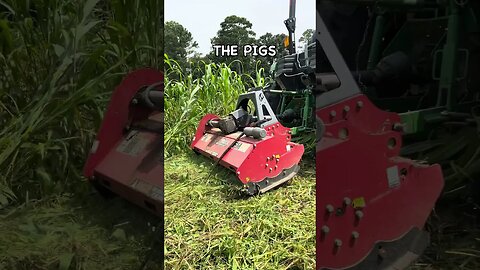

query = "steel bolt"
[[276, 158, 280, 163], [326, 204, 335, 214], [393, 122, 404, 132], [321, 226, 330, 235], [274, 165, 278, 170], [357, 101, 364, 108], [352, 231, 360, 239], [343, 197, 352, 206], [131, 98, 138, 105], [269, 168, 273, 172], [237, 171, 240, 175], [343, 106, 350, 112], [267, 157, 270, 161], [334, 239, 343, 247], [355, 210, 364, 219], [330, 110, 337, 117], [265, 164, 268, 168]]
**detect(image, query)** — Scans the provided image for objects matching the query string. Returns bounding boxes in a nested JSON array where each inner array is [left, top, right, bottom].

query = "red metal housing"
[[316, 95, 443, 269], [191, 114, 304, 193], [83, 68, 164, 215]]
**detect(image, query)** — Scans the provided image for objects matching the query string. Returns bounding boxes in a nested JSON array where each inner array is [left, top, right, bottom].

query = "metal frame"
[[315, 11, 362, 109], [236, 90, 279, 128]]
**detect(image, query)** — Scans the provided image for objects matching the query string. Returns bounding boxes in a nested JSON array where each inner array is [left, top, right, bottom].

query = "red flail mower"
[[83, 68, 164, 215], [191, 90, 305, 195]]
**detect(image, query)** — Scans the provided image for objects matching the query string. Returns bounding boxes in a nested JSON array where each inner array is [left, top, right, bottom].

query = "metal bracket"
[[236, 90, 279, 128], [316, 11, 362, 109]]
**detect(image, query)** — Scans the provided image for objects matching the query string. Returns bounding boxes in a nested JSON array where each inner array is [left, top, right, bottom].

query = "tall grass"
[[0, 0, 163, 207], [164, 56, 265, 157]]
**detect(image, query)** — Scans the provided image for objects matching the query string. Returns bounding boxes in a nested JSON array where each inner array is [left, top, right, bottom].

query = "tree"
[[164, 21, 198, 69], [209, 15, 256, 74], [256, 32, 288, 75], [298, 29, 314, 49]]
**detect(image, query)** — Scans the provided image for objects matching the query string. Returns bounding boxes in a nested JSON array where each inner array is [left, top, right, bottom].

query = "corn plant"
[[164, 56, 264, 157], [0, 0, 163, 207]]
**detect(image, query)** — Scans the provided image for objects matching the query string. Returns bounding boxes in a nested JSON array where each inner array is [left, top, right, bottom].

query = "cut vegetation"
[[164, 154, 316, 270]]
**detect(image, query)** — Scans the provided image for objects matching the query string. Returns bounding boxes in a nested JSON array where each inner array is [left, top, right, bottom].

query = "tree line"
[[165, 15, 313, 78]]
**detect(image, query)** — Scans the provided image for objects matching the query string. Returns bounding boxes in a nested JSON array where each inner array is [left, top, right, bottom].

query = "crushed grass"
[[0, 192, 163, 270], [164, 153, 316, 270], [410, 199, 480, 270]]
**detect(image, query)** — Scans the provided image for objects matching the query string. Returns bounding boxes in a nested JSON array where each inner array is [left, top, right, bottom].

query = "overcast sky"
[[165, 0, 315, 55]]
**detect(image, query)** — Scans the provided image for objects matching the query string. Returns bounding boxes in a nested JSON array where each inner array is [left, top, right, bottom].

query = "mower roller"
[[83, 68, 164, 216]]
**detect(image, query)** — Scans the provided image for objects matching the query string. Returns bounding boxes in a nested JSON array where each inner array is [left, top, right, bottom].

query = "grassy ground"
[[164, 153, 316, 270], [411, 199, 480, 270], [0, 190, 162, 270]]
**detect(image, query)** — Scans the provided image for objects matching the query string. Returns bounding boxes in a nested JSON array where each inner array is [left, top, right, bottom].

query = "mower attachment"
[[191, 90, 304, 195], [315, 11, 443, 269], [83, 68, 164, 216]]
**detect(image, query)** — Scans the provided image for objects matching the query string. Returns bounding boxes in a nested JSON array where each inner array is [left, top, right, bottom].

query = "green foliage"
[[0, 194, 162, 269], [298, 29, 314, 48], [164, 154, 315, 270], [164, 55, 264, 157], [209, 15, 257, 74], [256, 32, 288, 76], [165, 21, 198, 69], [0, 0, 163, 207]]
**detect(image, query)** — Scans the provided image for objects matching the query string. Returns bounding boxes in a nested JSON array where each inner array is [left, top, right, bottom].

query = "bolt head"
[[330, 110, 337, 117], [355, 210, 364, 219], [321, 226, 330, 234], [334, 239, 343, 247], [393, 122, 404, 132], [326, 204, 335, 213], [352, 231, 360, 239], [343, 197, 352, 206]]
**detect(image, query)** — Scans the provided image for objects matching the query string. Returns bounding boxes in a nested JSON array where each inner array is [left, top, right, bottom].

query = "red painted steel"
[[83, 69, 163, 215], [191, 115, 304, 184], [316, 94, 443, 269]]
